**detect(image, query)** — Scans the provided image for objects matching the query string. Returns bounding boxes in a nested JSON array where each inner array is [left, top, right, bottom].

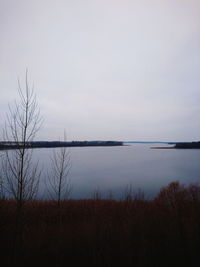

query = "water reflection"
[[2, 144, 200, 199]]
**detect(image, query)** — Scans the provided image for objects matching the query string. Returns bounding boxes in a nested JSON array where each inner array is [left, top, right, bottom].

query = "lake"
[[30, 142, 200, 200]]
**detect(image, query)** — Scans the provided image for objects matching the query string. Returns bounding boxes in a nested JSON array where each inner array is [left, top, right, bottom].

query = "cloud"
[[0, 0, 200, 141]]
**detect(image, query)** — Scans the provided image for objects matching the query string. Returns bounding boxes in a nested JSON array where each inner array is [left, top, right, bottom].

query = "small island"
[[151, 141, 200, 149], [174, 141, 200, 149]]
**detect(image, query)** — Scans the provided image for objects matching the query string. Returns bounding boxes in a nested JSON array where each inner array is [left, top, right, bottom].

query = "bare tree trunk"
[[1, 71, 42, 266], [46, 131, 71, 203], [46, 131, 71, 266]]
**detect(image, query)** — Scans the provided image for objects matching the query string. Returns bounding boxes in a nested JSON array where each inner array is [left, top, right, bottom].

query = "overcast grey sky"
[[0, 0, 200, 141]]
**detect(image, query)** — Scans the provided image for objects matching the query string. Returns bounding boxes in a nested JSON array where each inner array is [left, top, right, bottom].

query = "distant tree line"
[[0, 140, 123, 149], [175, 141, 200, 149]]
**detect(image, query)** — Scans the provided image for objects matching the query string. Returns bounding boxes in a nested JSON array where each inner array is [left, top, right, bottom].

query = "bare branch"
[[2, 72, 42, 206], [46, 131, 72, 204]]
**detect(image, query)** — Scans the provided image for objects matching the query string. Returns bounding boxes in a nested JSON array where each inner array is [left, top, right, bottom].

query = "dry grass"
[[1, 181, 200, 267]]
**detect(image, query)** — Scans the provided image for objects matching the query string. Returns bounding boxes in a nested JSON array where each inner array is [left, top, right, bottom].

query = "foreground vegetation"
[[1, 181, 200, 267]]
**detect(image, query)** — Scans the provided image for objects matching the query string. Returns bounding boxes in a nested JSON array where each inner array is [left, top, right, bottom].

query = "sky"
[[0, 0, 200, 142]]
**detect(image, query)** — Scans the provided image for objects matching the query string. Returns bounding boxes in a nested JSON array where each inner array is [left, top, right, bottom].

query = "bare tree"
[[1, 71, 42, 264], [46, 132, 71, 266], [46, 132, 71, 205], [2, 71, 42, 205]]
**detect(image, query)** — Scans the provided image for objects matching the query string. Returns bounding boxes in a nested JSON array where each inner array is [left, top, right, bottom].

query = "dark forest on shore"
[[0, 141, 123, 150]]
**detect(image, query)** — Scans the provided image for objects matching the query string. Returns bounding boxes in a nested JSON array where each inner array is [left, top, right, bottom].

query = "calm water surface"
[[32, 143, 200, 199]]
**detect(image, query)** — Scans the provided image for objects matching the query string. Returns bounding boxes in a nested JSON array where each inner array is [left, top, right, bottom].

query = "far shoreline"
[[150, 146, 175, 149], [0, 140, 123, 150]]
